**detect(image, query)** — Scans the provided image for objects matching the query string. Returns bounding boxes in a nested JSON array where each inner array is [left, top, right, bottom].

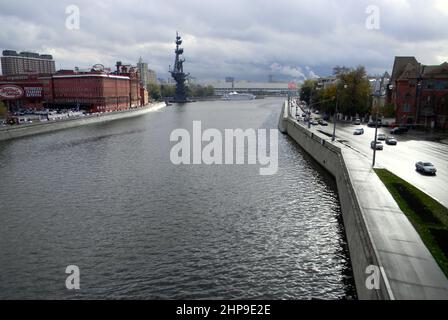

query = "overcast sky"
[[0, 0, 447, 82]]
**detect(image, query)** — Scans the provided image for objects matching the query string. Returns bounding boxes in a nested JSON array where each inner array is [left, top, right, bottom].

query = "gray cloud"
[[0, 0, 447, 81]]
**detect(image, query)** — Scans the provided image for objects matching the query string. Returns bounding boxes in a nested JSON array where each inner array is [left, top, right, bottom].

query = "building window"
[[402, 103, 411, 112]]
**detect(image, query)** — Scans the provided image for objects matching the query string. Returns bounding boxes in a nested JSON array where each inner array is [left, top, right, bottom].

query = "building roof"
[[53, 74, 130, 80], [391, 56, 448, 82], [422, 62, 448, 77], [391, 57, 420, 82]]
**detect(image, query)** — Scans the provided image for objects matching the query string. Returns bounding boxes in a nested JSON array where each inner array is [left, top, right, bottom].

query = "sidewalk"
[[341, 146, 448, 299]]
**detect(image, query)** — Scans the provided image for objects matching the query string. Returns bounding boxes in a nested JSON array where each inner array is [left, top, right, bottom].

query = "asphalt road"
[[311, 118, 448, 208]]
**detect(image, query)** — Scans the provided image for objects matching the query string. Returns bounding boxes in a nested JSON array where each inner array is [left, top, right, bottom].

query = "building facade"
[[316, 76, 338, 90], [388, 57, 448, 129], [0, 65, 143, 113], [137, 57, 149, 88], [148, 69, 157, 84], [1, 50, 56, 76], [370, 72, 390, 113]]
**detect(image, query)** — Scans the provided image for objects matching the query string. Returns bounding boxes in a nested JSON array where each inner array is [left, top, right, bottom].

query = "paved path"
[[342, 146, 448, 299]]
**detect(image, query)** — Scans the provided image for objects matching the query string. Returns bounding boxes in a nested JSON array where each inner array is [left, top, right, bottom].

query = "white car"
[[416, 162, 437, 175], [354, 128, 364, 135], [377, 133, 386, 141], [371, 141, 383, 150]]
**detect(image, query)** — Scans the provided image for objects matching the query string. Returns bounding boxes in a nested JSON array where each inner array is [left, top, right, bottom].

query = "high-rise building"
[[1, 50, 56, 75], [137, 57, 149, 88], [148, 69, 157, 84]]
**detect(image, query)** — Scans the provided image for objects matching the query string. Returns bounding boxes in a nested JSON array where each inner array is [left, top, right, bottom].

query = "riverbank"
[[279, 101, 448, 300], [0, 102, 166, 142]]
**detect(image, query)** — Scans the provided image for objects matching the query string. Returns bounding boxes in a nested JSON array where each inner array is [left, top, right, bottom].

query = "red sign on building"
[[0, 85, 24, 99]]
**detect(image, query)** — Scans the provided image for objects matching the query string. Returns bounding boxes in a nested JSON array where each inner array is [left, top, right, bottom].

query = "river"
[[0, 97, 355, 299]]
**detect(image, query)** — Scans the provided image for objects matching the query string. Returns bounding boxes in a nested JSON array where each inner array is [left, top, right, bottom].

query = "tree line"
[[300, 66, 373, 118], [147, 83, 215, 101]]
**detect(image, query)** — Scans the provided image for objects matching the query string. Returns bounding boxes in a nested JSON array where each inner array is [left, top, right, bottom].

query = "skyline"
[[0, 0, 448, 82]]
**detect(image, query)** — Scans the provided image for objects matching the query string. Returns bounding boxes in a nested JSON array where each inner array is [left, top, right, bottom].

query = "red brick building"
[[0, 65, 144, 113], [388, 57, 448, 129], [0, 74, 51, 110]]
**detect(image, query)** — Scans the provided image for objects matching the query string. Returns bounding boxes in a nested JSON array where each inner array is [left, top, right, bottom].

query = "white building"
[[137, 57, 149, 88]]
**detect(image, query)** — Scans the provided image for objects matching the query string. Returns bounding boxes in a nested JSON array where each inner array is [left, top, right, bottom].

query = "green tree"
[[147, 83, 161, 101], [205, 85, 215, 96], [160, 85, 176, 98], [0, 100, 8, 118], [319, 84, 337, 114], [186, 84, 215, 97], [300, 80, 317, 105], [335, 65, 371, 116]]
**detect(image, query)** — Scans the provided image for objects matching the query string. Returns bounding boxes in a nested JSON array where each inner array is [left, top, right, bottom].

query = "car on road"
[[371, 141, 384, 150], [415, 162, 437, 175], [377, 133, 386, 141], [310, 120, 319, 126], [354, 118, 361, 125], [354, 128, 364, 135], [390, 126, 409, 134], [318, 120, 329, 126], [385, 136, 397, 145], [368, 120, 382, 128]]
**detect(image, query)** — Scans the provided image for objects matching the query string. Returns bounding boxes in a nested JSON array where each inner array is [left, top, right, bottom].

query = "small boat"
[[222, 91, 256, 101]]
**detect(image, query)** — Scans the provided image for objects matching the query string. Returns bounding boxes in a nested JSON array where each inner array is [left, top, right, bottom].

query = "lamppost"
[[372, 97, 380, 167], [415, 77, 423, 128], [332, 84, 348, 142]]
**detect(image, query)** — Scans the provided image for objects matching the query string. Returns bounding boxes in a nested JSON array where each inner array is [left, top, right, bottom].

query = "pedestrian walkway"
[[341, 146, 448, 299]]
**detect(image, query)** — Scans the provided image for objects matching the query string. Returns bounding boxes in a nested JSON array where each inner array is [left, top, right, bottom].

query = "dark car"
[[368, 120, 382, 128], [390, 126, 409, 134]]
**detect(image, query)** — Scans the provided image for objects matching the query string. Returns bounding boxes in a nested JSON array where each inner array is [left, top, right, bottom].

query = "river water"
[[0, 98, 355, 299]]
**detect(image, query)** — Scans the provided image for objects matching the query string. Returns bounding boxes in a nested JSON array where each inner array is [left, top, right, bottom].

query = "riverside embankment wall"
[[278, 102, 391, 299], [279, 101, 448, 300], [0, 102, 166, 142]]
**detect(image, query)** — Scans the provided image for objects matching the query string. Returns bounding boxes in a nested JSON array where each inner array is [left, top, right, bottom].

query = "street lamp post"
[[332, 84, 347, 142], [415, 77, 422, 128], [372, 101, 379, 167], [332, 94, 339, 142]]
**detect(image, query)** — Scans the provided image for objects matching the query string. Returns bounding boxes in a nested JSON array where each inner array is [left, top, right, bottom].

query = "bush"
[[0, 100, 8, 118]]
